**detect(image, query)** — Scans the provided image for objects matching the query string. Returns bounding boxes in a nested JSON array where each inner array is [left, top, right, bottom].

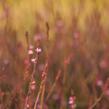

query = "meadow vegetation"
[[0, 0, 109, 109]]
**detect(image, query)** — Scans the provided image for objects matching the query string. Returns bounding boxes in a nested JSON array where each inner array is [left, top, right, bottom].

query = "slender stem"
[[24, 34, 39, 109], [33, 88, 42, 109], [40, 82, 46, 109], [46, 70, 61, 101], [24, 60, 37, 109], [89, 93, 104, 109], [33, 63, 48, 109]]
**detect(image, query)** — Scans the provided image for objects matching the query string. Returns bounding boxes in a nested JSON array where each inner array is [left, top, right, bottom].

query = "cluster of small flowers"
[[28, 45, 42, 54], [35, 47, 42, 54], [68, 96, 76, 109], [28, 45, 42, 63], [96, 79, 103, 87], [96, 74, 103, 87], [41, 71, 47, 80], [30, 80, 36, 91], [28, 45, 34, 55], [31, 58, 37, 63], [26, 104, 30, 109]]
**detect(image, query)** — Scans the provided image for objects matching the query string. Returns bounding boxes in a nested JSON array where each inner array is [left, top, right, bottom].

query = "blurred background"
[[0, 0, 109, 109]]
